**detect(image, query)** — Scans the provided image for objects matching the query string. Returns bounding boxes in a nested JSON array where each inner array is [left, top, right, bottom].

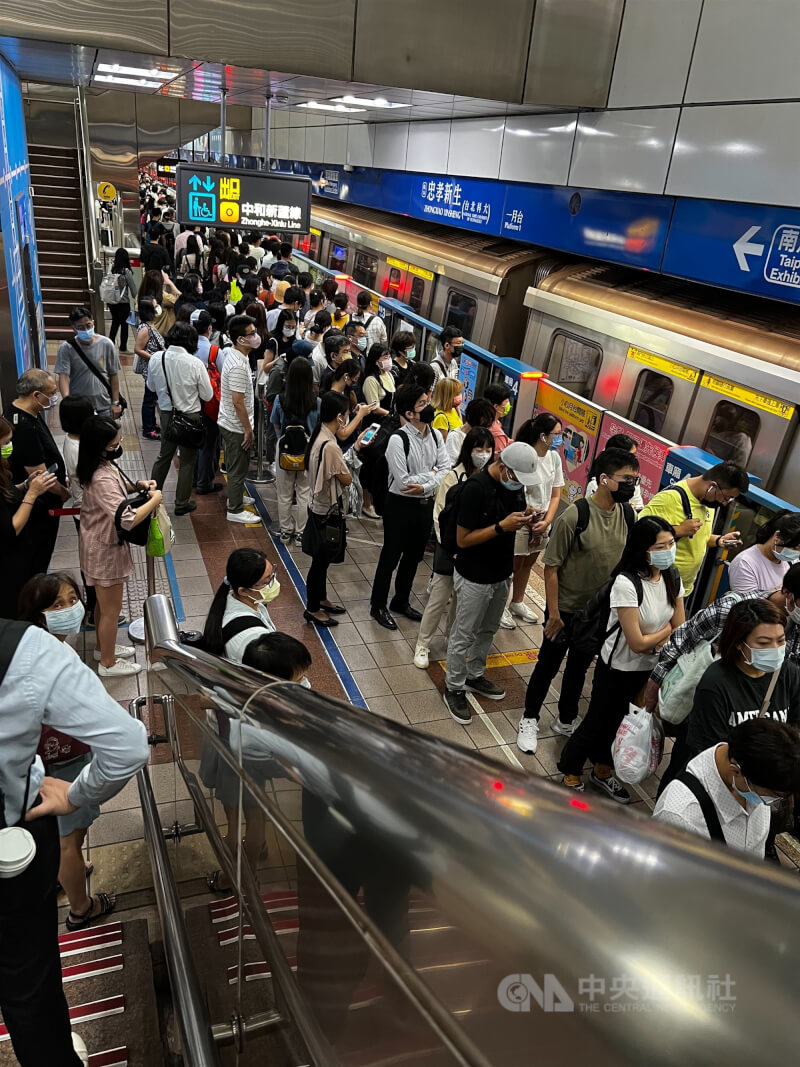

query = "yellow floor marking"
[[437, 648, 539, 670]]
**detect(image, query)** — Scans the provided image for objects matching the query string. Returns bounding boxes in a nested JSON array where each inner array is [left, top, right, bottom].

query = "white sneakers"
[[93, 645, 134, 662], [98, 660, 142, 678], [413, 646, 430, 670], [72, 1032, 89, 1066], [510, 601, 539, 624], [227, 510, 258, 525], [552, 717, 576, 737], [499, 608, 516, 630], [516, 718, 539, 754], [242, 495, 255, 506]]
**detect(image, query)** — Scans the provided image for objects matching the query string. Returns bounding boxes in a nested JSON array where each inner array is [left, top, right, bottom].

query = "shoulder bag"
[[108, 463, 150, 547], [301, 441, 346, 563], [162, 352, 206, 450], [67, 338, 127, 412]]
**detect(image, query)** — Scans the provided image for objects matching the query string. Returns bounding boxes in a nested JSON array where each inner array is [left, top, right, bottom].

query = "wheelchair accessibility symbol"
[[188, 192, 216, 222]]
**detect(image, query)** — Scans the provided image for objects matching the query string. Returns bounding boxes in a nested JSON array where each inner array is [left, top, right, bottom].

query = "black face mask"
[[452, 345, 464, 359], [608, 481, 635, 504], [104, 445, 124, 460], [415, 404, 436, 425]]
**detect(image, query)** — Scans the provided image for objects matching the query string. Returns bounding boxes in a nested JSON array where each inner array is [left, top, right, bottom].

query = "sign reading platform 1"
[[176, 165, 311, 232]]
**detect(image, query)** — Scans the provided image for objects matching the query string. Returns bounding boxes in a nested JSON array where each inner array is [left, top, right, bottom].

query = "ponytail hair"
[[201, 548, 268, 654]]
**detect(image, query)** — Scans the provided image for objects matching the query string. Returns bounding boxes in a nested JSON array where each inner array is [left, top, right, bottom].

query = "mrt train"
[[298, 198, 800, 506]]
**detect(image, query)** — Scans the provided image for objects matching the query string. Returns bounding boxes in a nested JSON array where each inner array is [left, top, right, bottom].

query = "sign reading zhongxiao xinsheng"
[[175, 164, 312, 232]]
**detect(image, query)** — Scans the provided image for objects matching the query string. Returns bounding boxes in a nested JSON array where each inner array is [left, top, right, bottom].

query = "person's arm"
[[133, 326, 150, 363], [108, 372, 122, 415], [126, 488, 162, 528], [362, 376, 380, 406], [232, 392, 253, 448], [11, 472, 59, 533], [127, 269, 138, 299], [338, 402, 374, 440], [456, 509, 530, 548], [617, 606, 672, 655], [197, 363, 213, 403], [57, 373, 70, 398], [543, 565, 562, 637], [641, 493, 702, 540]]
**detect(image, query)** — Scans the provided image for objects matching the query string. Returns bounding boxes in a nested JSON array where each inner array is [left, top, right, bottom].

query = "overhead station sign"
[[175, 164, 311, 232]]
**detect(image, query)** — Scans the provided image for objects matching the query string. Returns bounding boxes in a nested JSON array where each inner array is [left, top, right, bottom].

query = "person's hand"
[[26, 471, 58, 498], [675, 517, 702, 538], [719, 531, 741, 548], [642, 679, 660, 715], [530, 520, 549, 536], [402, 483, 425, 495], [137, 479, 157, 492], [111, 403, 122, 417], [243, 430, 254, 450], [25, 777, 77, 820], [354, 427, 372, 450], [147, 488, 162, 504], [544, 614, 565, 640], [500, 511, 531, 532], [161, 269, 171, 283]]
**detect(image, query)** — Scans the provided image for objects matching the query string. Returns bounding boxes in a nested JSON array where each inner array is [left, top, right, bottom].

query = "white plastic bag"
[[613, 705, 657, 785], [658, 641, 716, 724]]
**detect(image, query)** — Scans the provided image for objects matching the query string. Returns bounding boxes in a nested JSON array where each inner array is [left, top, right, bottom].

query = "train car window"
[[328, 243, 348, 271], [386, 266, 403, 296], [353, 251, 378, 289], [703, 401, 760, 469], [409, 276, 425, 313], [547, 331, 602, 398], [444, 289, 477, 340], [307, 234, 319, 259], [630, 371, 673, 434]]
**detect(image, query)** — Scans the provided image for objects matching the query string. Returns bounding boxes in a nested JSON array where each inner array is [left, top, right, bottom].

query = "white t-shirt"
[[218, 349, 254, 434], [62, 435, 82, 507], [602, 572, 683, 671], [524, 449, 564, 513], [221, 591, 276, 663]]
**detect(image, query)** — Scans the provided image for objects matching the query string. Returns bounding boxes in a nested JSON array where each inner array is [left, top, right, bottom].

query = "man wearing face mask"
[[370, 384, 451, 631], [654, 718, 800, 856], [350, 289, 388, 349], [518, 448, 639, 753], [443, 443, 538, 724], [431, 326, 463, 385], [345, 321, 368, 371], [266, 284, 303, 334], [640, 461, 749, 598], [55, 307, 122, 418], [219, 315, 260, 524]]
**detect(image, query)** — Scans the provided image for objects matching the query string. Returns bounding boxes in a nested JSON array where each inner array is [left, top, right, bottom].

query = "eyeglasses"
[[610, 474, 640, 487], [254, 573, 276, 590]]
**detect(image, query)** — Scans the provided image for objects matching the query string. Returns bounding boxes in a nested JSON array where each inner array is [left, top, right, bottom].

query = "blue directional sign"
[[407, 175, 506, 234], [176, 164, 311, 232]]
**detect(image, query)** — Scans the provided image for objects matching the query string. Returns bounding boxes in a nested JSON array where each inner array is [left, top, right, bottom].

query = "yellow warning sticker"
[[627, 345, 699, 383], [700, 373, 795, 420]]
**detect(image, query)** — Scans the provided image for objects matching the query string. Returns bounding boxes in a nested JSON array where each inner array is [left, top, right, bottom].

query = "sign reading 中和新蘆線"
[[175, 164, 311, 233]]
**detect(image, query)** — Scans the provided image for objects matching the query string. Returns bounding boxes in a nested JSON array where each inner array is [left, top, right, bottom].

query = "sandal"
[[65, 891, 116, 931], [206, 869, 230, 894]]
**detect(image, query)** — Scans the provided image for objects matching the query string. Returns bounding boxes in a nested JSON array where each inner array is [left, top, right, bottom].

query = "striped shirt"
[[218, 348, 254, 434]]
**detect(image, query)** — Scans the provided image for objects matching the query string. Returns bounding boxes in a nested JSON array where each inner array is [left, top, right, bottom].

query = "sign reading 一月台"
[[176, 164, 311, 233]]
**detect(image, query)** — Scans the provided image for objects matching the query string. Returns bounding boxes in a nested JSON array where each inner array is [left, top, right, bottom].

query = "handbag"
[[301, 442, 346, 562], [162, 351, 206, 450], [109, 464, 151, 546], [67, 338, 127, 412]]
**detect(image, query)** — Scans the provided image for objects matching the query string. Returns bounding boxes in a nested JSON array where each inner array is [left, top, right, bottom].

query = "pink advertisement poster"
[[596, 413, 673, 505], [534, 380, 603, 504]]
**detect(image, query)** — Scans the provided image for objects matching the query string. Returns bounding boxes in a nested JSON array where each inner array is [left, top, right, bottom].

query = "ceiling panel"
[[0, 36, 94, 85]]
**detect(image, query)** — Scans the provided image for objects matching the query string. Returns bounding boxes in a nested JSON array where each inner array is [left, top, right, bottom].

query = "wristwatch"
[[494, 522, 503, 536]]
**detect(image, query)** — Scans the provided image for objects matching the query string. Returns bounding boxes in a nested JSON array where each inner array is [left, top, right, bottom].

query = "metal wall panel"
[[288, 124, 306, 162], [354, 0, 535, 100], [347, 124, 374, 168], [447, 117, 505, 180], [170, 0, 354, 81], [305, 125, 325, 163], [569, 108, 679, 195], [525, 0, 625, 107], [372, 122, 409, 171], [133, 94, 180, 168], [686, 0, 800, 103], [608, 0, 703, 108], [406, 120, 451, 175], [323, 122, 348, 165], [499, 113, 576, 185], [86, 91, 138, 244], [24, 97, 77, 148], [0, 2, 166, 54], [667, 102, 800, 206]]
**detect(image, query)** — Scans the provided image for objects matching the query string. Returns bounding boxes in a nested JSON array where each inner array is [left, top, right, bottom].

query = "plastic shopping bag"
[[147, 503, 175, 557], [648, 713, 665, 776], [658, 641, 716, 724], [612, 705, 657, 785]]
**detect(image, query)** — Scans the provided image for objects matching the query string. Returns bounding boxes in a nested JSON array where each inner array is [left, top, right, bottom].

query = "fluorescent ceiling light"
[[298, 101, 365, 113], [331, 95, 407, 109], [97, 63, 173, 80], [94, 74, 163, 88]]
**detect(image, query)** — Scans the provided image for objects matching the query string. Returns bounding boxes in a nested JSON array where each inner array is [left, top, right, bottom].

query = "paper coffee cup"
[[0, 826, 37, 878]]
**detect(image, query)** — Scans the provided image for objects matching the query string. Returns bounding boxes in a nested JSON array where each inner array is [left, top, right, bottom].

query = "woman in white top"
[[444, 397, 496, 467], [585, 432, 645, 511], [557, 516, 685, 803], [413, 427, 494, 670], [505, 414, 566, 626], [728, 510, 800, 593], [201, 548, 279, 663]]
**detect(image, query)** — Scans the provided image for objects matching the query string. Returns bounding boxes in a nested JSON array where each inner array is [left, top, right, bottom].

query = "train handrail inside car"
[[144, 592, 800, 1067]]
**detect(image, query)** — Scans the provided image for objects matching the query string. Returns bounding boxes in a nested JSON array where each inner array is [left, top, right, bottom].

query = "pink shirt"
[[489, 420, 512, 457], [728, 544, 788, 593]]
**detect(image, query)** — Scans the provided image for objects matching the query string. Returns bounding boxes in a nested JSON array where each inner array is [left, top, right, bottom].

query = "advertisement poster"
[[596, 413, 674, 505], [459, 353, 479, 407], [534, 381, 603, 503]]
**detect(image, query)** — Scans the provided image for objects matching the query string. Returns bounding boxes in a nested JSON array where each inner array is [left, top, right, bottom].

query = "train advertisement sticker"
[[534, 380, 603, 502], [459, 354, 480, 407], [626, 345, 699, 383], [597, 412, 673, 505], [176, 164, 311, 232], [700, 374, 795, 420]]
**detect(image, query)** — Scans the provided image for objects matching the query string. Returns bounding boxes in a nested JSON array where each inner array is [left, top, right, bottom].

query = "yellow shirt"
[[432, 408, 463, 434], [640, 479, 712, 595], [331, 312, 349, 330]]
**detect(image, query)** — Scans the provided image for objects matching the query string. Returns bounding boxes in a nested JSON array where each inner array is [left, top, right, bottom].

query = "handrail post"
[[74, 88, 103, 327], [248, 382, 270, 483]]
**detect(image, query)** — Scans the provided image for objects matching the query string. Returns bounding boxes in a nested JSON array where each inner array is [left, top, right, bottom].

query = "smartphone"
[[45, 462, 59, 476], [362, 422, 381, 445]]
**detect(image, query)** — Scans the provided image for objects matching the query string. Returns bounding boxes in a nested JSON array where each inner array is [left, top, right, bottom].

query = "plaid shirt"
[[650, 589, 800, 686]]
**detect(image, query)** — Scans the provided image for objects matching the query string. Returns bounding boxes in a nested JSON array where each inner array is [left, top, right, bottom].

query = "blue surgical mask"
[[503, 472, 522, 491], [76, 327, 94, 343], [731, 773, 782, 808], [44, 601, 85, 636], [648, 545, 677, 570], [743, 643, 786, 673], [357, 337, 367, 351], [548, 434, 563, 450], [775, 546, 800, 562]]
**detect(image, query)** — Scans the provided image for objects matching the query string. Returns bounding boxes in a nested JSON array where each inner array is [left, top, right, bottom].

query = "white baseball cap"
[[500, 442, 539, 485]]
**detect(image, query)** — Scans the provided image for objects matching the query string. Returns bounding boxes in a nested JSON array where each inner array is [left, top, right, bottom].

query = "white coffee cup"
[[0, 826, 37, 878]]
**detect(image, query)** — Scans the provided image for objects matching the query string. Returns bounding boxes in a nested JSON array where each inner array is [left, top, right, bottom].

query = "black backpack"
[[437, 472, 471, 559], [358, 415, 403, 513], [570, 565, 680, 659]]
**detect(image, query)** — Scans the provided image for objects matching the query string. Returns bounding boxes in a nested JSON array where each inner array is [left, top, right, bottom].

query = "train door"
[[327, 239, 350, 273], [352, 249, 380, 290], [406, 266, 434, 318], [430, 282, 489, 346], [542, 329, 604, 399], [612, 344, 700, 441]]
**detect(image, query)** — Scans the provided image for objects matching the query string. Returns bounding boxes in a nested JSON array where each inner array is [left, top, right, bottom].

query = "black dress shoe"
[[320, 602, 347, 614], [174, 502, 197, 515], [390, 602, 422, 622], [370, 607, 397, 630], [195, 484, 224, 495], [303, 609, 338, 628]]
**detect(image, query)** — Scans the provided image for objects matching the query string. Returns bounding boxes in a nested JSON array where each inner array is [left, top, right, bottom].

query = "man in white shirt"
[[219, 314, 259, 524], [431, 326, 464, 385], [306, 310, 332, 387], [653, 718, 800, 857], [266, 284, 303, 334], [248, 231, 265, 263], [0, 621, 148, 1065], [350, 290, 388, 349], [148, 321, 213, 515]]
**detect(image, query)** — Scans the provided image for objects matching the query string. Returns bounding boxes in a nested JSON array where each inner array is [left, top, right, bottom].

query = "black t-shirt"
[[4, 404, 66, 513], [454, 469, 522, 584], [687, 658, 800, 754]]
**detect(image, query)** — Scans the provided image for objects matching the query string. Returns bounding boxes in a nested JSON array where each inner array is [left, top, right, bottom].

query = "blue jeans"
[[141, 380, 158, 433], [195, 415, 220, 489]]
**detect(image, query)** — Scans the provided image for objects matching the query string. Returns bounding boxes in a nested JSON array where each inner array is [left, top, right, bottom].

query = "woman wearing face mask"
[[17, 572, 118, 929], [77, 416, 162, 677], [585, 433, 644, 511], [414, 428, 494, 669], [431, 378, 464, 443], [361, 343, 397, 418], [138, 268, 178, 336], [558, 517, 685, 801], [263, 309, 298, 377], [201, 548, 279, 663], [390, 330, 417, 387], [728, 511, 800, 593], [134, 297, 164, 440], [271, 357, 320, 546]]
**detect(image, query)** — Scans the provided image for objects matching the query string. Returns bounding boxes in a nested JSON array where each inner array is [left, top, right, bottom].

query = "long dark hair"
[[202, 549, 269, 654], [457, 427, 494, 475], [613, 515, 681, 607], [364, 343, 388, 380], [516, 412, 560, 447], [76, 416, 119, 486], [280, 357, 315, 421], [18, 571, 83, 627], [186, 233, 202, 260], [112, 247, 131, 274], [139, 270, 164, 303], [305, 390, 348, 469]]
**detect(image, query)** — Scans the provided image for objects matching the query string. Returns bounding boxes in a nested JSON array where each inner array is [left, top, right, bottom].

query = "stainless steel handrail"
[[74, 88, 104, 326], [130, 696, 222, 1067], [144, 593, 800, 1065]]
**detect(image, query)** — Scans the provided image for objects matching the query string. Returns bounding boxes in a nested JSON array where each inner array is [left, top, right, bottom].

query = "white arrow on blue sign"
[[733, 225, 765, 271]]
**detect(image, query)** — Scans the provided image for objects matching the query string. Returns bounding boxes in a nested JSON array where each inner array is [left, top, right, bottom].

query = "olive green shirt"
[[542, 495, 630, 613]]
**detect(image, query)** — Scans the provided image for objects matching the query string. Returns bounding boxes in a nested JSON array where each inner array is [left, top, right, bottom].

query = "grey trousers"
[[219, 425, 251, 513], [445, 573, 512, 691], [150, 409, 200, 508]]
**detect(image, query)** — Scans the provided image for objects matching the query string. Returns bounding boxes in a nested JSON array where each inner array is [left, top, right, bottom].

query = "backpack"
[[664, 484, 694, 537], [437, 472, 471, 559], [278, 419, 311, 471], [99, 271, 121, 304], [570, 571, 644, 660], [571, 496, 635, 551], [203, 345, 221, 421], [358, 414, 403, 512]]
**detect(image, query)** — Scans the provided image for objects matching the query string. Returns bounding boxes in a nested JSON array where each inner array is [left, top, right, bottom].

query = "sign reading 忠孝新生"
[[175, 164, 311, 233]]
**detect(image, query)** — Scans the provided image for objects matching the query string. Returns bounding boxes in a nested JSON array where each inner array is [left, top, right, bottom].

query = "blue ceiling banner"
[[407, 174, 506, 234], [662, 199, 800, 305]]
